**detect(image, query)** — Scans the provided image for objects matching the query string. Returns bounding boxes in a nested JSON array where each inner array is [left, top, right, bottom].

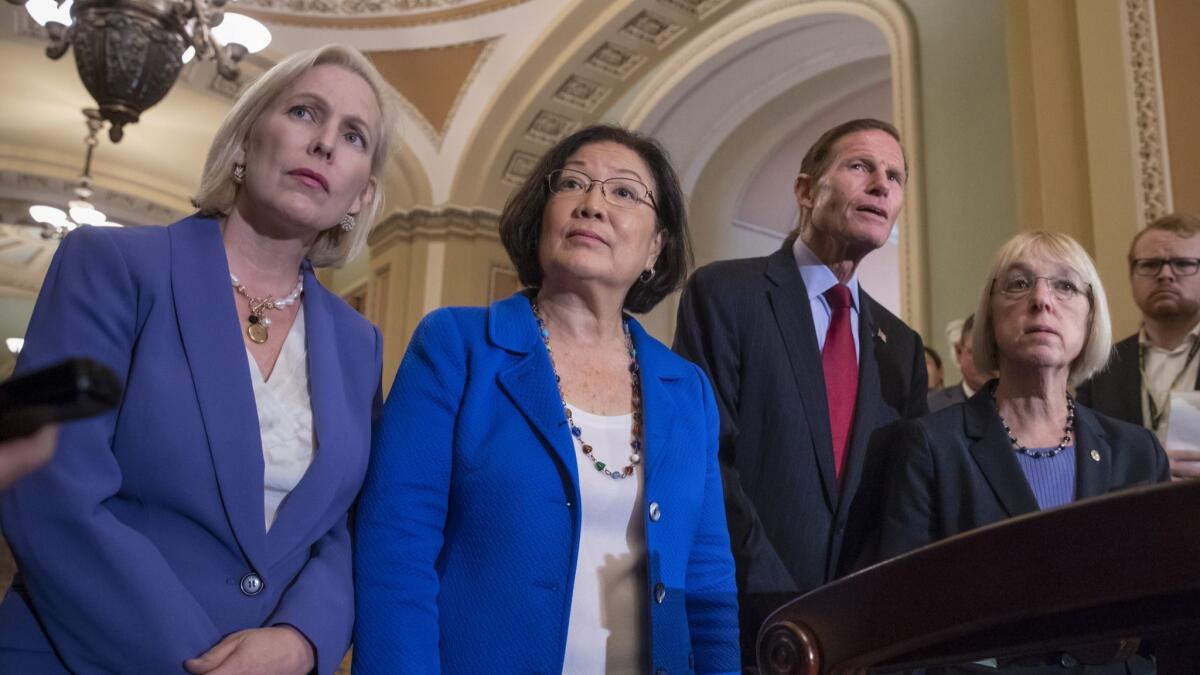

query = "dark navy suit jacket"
[[0, 216, 381, 674], [874, 386, 1171, 561], [1075, 333, 1200, 427], [673, 245, 928, 659], [352, 293, 739, 674]]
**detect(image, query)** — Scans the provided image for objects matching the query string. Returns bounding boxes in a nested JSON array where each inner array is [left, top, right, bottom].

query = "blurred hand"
[[185, 626, 314, 675], [1167, 448, 1200, 481], [0, 424, 57, 490]]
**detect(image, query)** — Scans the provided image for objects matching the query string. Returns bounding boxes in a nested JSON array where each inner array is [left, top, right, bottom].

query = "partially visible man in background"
[[927, 313, 991, 412], [1076, 213, 1200, 480]]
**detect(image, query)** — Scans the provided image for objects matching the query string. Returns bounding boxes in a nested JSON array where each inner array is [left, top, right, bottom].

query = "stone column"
[[366, 206, 510, 393]]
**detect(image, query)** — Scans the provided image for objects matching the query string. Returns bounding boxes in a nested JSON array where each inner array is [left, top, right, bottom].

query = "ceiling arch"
[[618, 0, 927, 328]]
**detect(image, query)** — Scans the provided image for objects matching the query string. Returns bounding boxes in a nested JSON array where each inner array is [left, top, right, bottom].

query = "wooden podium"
[[756, 480, 1200, 674]]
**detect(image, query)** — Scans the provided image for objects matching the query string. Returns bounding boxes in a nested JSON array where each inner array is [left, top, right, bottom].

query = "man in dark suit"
[[1076, 213, 1200, 480], [673, 118, 928, 663], [928, 313, 992, 412]]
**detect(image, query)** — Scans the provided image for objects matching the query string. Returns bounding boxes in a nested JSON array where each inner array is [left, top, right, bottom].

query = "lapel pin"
[[1090, 449, 1100, 462], [876, 329, 887, 343]]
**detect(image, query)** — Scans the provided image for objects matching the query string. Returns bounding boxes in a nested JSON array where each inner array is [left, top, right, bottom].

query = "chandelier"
[[9, 0, 271, 142], [28, 109, 122, 237]]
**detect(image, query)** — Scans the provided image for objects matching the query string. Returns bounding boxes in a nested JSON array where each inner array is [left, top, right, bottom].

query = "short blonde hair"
[[972, 231, 1113, 388], [194, 44, 400, 267]]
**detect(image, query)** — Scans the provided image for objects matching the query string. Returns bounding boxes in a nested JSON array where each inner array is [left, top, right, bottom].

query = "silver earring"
[[639, 268, 656, 283], [232, 163, 245, 184], [339, 214, 356, 232]]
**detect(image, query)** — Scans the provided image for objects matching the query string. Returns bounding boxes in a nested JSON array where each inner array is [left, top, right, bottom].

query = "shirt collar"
[[1138, 319, 1200, 354], [792, 236, 860, 309]]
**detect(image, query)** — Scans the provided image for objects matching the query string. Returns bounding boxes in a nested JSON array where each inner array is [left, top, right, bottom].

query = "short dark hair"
[[799, 117, 906, 182], [784, 118, 907, 246], [498, 124, 691, 313], [923, 345, 943, 369], [1128, 212, 1200, 269]]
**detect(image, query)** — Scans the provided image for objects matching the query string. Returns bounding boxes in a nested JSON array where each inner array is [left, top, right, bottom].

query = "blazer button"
[[654, 582, 666, 604], [648, 502, 661, 522], [239, 572, 264, 596]]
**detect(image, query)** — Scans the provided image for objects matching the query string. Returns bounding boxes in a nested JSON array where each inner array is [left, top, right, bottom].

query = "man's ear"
[[795, 173, 815, 210]]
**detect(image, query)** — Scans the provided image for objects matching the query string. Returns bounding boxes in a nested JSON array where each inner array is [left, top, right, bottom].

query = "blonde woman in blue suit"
[[353, 125, 740, 674], [0, 45, 397, 674]]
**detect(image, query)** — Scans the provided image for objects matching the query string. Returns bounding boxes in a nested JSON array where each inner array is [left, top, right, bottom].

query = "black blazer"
[[873, 386, 1171, 562], [673, 244, 928, 655], [1075, 333, 1200, 427]]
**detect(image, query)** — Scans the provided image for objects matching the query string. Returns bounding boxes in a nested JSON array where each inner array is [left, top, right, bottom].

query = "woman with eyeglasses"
[[870, 231, 1168, 673], [352, 125, 739, 674]]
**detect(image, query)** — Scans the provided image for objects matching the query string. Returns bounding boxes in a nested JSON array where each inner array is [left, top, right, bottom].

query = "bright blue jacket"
[[353, 292, 739, 674]]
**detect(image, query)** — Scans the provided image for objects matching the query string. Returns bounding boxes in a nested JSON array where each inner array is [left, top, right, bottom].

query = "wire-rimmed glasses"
[[546, 169, 656, 210]]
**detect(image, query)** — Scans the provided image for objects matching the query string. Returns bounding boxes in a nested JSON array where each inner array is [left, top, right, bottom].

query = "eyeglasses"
[[993, 275, 1091, 302], [546, 169, 657, 210], [1131, 257, 1200, 277]]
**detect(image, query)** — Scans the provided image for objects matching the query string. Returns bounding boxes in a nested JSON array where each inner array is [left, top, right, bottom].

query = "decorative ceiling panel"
[[238, 0, 531, 28]]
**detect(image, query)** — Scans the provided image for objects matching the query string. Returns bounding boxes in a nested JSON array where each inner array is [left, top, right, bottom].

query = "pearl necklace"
[[993, 391, 1076, 459], [230, 272, 303, 344], [532, 301, 643, 480]]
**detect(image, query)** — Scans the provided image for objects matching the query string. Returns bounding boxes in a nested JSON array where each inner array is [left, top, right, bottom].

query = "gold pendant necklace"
[[230, 272, 304, 344]]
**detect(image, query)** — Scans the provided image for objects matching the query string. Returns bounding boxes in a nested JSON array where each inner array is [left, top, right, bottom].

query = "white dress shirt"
[[1140, 320, 1200, 445], [792, 236, 862, 361]]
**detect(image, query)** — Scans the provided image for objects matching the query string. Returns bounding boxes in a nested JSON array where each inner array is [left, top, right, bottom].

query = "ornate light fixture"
[[9, 0, 271, 142], [28, 109, 123, 238]]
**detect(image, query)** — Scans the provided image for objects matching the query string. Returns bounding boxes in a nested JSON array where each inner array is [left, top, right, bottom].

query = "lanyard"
[[1139, 335, 1200, 432]]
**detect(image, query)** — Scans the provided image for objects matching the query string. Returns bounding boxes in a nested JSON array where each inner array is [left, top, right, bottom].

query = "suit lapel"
[[764, 248, 838, 511], [265, 268, 348, 553], [630, 321, 684, 486], [492, 294, 581, 498], [1073, 405, 1114, 500], [169, 216, 267, 568], [1115, 337, 1145, 426], [963, 390, 1040, 517], [837, 296, 880, 514]]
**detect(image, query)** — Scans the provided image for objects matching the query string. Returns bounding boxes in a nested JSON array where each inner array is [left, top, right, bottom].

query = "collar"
[[962, 380, 976, 398], [1138, 319, 1200, 355], [792, 236, 860, 309]]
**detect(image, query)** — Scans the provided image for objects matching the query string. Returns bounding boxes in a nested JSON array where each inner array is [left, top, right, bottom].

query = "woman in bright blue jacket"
[[353, 125, 739, 674]]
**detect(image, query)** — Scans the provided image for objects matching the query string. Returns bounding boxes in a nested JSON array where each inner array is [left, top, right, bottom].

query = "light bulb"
[[212, 13, 271, 54]]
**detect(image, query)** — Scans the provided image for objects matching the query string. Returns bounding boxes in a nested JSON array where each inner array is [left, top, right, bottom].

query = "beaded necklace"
[[230, 272, 303, 344], [532, 301, 643, 480], [992, 387, 1076, 459]]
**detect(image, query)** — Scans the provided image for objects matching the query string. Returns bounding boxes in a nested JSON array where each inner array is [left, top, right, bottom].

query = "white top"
[[1140, 320, 1200, 445], [562, 403, 648, 674], [246, 305, 316, 531], [792, 236, 862, 360]]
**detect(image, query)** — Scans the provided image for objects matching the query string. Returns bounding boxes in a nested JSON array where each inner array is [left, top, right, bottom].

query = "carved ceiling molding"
[[368, 205, 501, 251], [1124, 0, 1173, 225], [616, 0, 925, 331], [492, 0, 739, 191], [237, 0, 530, 28], [0, 170, 181, 226]]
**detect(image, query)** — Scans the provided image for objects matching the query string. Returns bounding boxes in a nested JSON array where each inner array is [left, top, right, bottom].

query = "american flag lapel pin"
[[876, 328, 887, 343]]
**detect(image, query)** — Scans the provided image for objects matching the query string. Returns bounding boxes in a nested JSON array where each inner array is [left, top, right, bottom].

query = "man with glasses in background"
[[1077, 213, 1200, 480]]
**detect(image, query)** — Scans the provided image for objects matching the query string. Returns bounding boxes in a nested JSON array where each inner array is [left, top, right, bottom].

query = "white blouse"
[[245, 305, 315, 531], [562, 403, 648, 674]]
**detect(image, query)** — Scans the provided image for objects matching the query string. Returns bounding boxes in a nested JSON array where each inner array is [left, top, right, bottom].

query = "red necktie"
[[822, 284, 858, 480]]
